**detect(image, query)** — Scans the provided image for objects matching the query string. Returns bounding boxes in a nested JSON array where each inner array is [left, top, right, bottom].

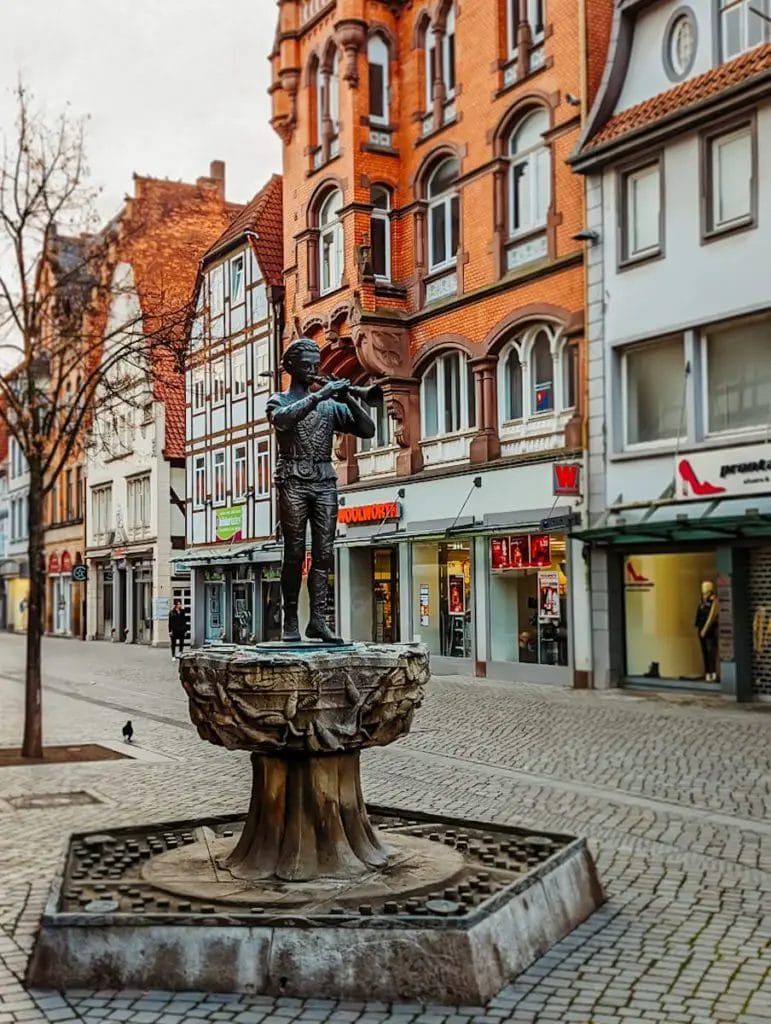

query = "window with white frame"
[[508, 108, 550, 237], [720, 0, 770, 61], [427, 158, 460, 272], [623, 336, 685, 446], [319, 189, 344, 295], [704, 122, 754, 235], [562, 342, 577, 410], [503, 347, 524, 421], [359, 392, 392, 452], [371, 185, 391, 280], [232, 350, 247, 399], [233, 444, 248, 500], [255, 438, 270, 496], [255, 340, 270, 387], [704, 315, 771, 434], [210, 265, 224, 316], [507, 0, 546, 56], [91, 485, 112, 541], [212, 359, 226, 405], [192, 367, 206, 411], [531, 329, 554, 414], [230, 254, 245, 305], [213, 450, 226, 505], [499, 325, 577, 424], [620, 159, 662, 263], [421, 351, 476, 438], [368, 34, 389, 124], [127, 475, 150, 531], [193, 455, 206, 508]]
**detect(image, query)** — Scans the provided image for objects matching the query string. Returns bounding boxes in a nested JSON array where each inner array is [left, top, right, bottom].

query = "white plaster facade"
[[574, 0, 771, 696]]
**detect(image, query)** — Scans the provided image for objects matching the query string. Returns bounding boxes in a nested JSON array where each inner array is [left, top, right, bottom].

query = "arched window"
[[421, 351, 476, 438], [319, 190, 343, 295], [508, 109, 550, 237], [507, 0, 546, 56], [503, 347, 523, 421], [371, 185, 391, 281], [531, 329, 554, 413], [427, 158, 460, 272], [368, 35, 389, 124], [359, 391, 391, 452]]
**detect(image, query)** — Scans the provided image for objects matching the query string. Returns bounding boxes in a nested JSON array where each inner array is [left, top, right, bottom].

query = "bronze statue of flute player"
[[267, 338, 378, 643]]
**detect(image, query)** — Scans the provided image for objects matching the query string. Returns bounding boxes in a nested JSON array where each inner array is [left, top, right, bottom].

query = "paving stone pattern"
[[0, 636, 769, 1024]]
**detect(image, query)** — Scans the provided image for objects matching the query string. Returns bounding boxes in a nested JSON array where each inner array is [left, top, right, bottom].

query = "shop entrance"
[[53, 576, 71, 635], [101, 566, 113, 638], [372, 547, 399, 644], [413, 541, 472, 659], [204, 580, 225, 642], [232, 580, 255, 644], [172, 585, 192, 642], [623, 551, 719, 683], [133, 564, 153, 644]]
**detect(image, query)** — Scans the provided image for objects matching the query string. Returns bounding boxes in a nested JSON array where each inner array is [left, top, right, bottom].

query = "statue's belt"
[[276, 457, 334, 481]]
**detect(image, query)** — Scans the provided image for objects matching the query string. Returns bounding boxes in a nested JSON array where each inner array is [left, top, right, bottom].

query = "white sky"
[[0, 0, 281, 221]]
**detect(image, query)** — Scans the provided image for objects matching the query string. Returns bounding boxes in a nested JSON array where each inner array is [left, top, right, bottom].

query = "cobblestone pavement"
[[0, 635, 769, 1024]]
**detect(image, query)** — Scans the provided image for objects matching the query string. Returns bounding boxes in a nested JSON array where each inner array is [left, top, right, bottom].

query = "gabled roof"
[[575, 43, 771, 165], [202, 174, 283, 287]]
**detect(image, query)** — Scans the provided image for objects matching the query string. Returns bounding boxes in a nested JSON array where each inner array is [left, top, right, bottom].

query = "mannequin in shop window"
[[695, 580, 719, 682]]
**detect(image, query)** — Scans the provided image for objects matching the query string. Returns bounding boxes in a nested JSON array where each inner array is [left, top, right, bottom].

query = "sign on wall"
[[419, 583, 430, 627], [537, 570, 561, 622], [215, 505, 244, 542], [552, 463, 581, 497], [338, 501, 401, 525], [153, 597, 170, 620], [675, 444, 771, 500]]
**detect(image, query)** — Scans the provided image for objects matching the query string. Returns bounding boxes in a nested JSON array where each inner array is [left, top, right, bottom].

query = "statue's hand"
[[317, 378, 350, 400]]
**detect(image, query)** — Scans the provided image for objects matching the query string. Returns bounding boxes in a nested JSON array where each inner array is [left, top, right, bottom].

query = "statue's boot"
[[282, 602, 302, 643], [306, 567, 343, 644]]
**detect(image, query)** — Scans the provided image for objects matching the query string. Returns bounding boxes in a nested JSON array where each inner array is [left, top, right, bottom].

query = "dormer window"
[[720, 0, 770, 61]]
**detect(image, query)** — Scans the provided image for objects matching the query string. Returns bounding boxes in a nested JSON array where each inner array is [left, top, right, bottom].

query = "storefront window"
[[624, 551, 719, 681], [413, 541, 472, 658], [373, 548, 399, 643], [204, 572, 225, 642], [489, 533, 569, 666], [232, 579, 255, 644]]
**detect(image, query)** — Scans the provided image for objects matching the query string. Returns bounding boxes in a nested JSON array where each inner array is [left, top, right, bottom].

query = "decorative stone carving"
[[351, 319, 411, 377], [386, 396, 409, 448], [180, 642, 430, 882], [335, 19, 367, 86]]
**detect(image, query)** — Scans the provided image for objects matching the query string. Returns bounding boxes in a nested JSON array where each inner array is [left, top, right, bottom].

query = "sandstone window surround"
[[496, 324, 577, 459], [502, 0, 547, 88], [418, 4, 457, 139], [309, 46, 341, 172]]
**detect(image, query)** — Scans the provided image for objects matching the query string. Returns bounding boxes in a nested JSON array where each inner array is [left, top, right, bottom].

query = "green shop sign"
[[215, 505, 244, 543]]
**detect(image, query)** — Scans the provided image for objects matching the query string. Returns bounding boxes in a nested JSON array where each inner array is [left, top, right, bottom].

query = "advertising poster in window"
[[510, 535, 529, 567], [490, 536, 511, 570], [419, 583, 430, 627], [538, 570, 561, 622], [529, 533, 551, 566], [448, 574, 465, 616]]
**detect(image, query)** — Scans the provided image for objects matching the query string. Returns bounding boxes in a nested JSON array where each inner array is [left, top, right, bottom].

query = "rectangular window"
[[623, 336, 685, 446], [213, 450, 226, 505], [720, 0, 770, 60], [620, 160, 662, 264], [371, 215, 389, 279], [194, 455, 206, 508], [230, 255, 245, 305], [704, 315, 771, 434], [212, 360, 226, 406], [65, 469, 73, 519], [369, 62, 385, 120], [92, 486, 112, 541], [255, 341, 270, 388], [193, 367, 206, 411], [233, 444, 248, 500], [75, 467, 83, 519], [210, 265, 224, 316], [255, 438, 270, 496], [704, 123, 754, 236], [127, 475, 151, 530], [232, 351, 247, 398]]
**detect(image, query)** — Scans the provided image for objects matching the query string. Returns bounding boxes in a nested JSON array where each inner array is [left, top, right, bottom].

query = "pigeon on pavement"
[[122, 720, 134, 743]]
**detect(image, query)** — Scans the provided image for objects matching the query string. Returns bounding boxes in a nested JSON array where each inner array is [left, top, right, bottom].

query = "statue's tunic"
[[267, 393, 357, 483]]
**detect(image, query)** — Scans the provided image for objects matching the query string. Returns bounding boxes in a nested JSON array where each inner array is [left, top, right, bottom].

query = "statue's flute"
[[310, 373, 382, 406]]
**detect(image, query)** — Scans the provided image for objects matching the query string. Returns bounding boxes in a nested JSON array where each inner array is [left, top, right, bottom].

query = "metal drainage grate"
[[7, 791, 104, 811]]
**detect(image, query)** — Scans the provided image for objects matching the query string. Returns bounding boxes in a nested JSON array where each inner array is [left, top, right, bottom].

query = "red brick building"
[[270, 0, 612, 681]]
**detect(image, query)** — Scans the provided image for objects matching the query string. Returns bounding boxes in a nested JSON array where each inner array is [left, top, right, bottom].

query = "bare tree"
[[0, 83, 190, 758]]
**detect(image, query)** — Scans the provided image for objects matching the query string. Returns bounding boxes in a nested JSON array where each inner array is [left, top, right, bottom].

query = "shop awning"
[[573, 497, 771, 546], [170, 542, 282, 566]]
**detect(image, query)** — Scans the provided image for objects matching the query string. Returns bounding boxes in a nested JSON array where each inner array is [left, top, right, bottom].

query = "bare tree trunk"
[[22, 458, 45, 759]]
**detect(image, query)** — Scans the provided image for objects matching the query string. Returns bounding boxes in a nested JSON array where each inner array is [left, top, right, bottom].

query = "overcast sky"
[[0, 0, 281, 221]]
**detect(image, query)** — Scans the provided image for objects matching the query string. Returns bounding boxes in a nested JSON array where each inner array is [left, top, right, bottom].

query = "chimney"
[[197, 160, 226, 199]]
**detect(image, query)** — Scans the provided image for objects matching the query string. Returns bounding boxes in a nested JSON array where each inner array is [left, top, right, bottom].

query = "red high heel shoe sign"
[[675, 443, 771, 500]]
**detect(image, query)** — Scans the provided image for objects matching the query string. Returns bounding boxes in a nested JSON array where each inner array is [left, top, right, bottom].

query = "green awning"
[[573, 500, 771, 546]]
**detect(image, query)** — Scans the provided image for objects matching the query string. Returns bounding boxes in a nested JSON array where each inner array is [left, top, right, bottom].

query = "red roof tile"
[[587, 43, 771, 150], [204, 174, 284, 286]]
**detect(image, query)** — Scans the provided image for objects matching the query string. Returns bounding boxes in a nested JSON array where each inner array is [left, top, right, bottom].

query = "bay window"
[[421, 352, 476, 438]]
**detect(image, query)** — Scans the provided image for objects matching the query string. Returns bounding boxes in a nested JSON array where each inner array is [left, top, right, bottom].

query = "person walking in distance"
[[169, 598, 187, 658]]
